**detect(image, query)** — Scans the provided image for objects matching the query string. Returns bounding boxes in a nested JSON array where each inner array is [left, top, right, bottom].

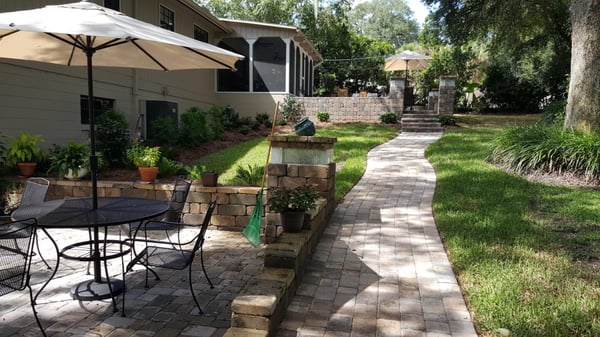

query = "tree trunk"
[[564, 0, 600, 130]]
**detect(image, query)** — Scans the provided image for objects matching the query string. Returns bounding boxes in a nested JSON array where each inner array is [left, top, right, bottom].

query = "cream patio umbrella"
[[384, 50, 432, 81], [0, 0, 244, 208]]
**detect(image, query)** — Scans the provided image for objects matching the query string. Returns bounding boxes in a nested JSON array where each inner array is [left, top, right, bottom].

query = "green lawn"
[[427, 115, 600, 337], [194, 123, 399, 200]]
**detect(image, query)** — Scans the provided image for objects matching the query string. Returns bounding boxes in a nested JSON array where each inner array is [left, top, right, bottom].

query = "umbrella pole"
[[86, 42, 102, 284]]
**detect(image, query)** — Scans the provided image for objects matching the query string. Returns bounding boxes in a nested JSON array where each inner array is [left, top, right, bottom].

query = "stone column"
[[438, 76, 457, 115], [266, 136, 336, 243], [388, 76, 405, 114]]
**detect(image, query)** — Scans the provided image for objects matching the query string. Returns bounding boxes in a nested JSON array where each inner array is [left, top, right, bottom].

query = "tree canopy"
[[348, 0, 419, 49]]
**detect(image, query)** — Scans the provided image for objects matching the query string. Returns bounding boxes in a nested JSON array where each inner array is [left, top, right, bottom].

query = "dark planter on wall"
[[201, 173, 218, 187], [279, 211, 305, 232]]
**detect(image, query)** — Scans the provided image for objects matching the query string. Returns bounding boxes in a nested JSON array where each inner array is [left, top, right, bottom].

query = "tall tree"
[[564, 0, 600, 130], [348, 0, 420, 49]]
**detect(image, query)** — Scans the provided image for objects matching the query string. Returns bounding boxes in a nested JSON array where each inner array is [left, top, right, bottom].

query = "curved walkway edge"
[[276, 132, 478, 337]]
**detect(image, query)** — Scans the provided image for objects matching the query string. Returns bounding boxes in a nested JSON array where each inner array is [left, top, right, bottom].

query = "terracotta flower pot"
[[17, 162, 37, 178], [138, 167, 158, 183]]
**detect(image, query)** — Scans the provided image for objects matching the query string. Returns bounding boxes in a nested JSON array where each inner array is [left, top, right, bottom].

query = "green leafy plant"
[[96, 109, 129, 168], [232, 164, 264, 186], [379, 112, 398, 124], [255, 113, 271, 128], [5, 132, 45, 165], [178, 107, 210, 147], [127, 142, 161, 167], [316, 111, 330, 123], [185, 164, 207, 182], [267, 185, 321, 213], [280, 94, 302, 124], [438, 115, 459, 126], [48, 141, 90, 178], [148, 116, 178, 146], [157, 157, 184, 178]]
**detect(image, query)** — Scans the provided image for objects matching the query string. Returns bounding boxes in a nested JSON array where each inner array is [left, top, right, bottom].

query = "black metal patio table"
[[12, 197, 169, 306]]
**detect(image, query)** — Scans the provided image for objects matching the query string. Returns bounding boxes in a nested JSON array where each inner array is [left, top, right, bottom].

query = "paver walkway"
[[276, 132, 478, 337]]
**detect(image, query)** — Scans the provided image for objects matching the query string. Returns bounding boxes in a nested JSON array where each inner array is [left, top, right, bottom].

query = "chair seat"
[[135, 246, 193, 270]]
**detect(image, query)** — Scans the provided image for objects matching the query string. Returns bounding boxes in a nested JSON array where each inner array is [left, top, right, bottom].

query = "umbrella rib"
[[185, 46, 235, 71], [130, 40, 168, 71], [0, 30, 19, 39]]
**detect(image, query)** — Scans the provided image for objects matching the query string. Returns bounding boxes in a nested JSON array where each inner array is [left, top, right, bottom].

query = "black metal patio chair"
[[1, 177, 51, 269], [124, 196, 217, 314], [0, 218, 48, 336]]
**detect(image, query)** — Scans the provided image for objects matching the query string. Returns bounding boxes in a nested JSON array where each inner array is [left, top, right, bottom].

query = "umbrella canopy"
[[0, 1, 243, 71], [384, 50, 431, 72], [0, 0, 244, 208]]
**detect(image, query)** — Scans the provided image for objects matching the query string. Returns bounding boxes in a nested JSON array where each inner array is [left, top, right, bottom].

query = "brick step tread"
[[403, 110, 437, 114], [223, 327, 269, 337], [402, 113, 439, 117], [402, 117, 440, 122], [402, 121, 442, 128], [402, 127, 444, 132]]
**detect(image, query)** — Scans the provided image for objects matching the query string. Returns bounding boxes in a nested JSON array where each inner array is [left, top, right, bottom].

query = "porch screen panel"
[[253, 37, 286, 92], [217, 38, 249, 92]]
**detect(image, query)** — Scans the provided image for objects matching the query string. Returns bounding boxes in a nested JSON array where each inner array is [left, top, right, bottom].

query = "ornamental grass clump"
[[488, 124, 600, 180]]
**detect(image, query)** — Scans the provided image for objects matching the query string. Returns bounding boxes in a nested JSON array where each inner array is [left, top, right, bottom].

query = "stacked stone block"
[[438, 75, 457, 115]]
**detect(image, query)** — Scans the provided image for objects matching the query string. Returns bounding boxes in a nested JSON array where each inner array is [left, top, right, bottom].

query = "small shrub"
[[185, 164, 207, 182], [148, 116, 178, 146], [96, 109, 129, 168], [255, 113, 270, 127], [379, 112, 398, 124], [206, 105, 225, 140], [221, 105, 241, 130], [232, 164, 264, 186], [157, 157, 185, 178], [239, 125, 250, 135], [316, 111, 330, 122], [178, 107, 210, 147], [439, 115, 459, 126], [280, 94, 302, 124]]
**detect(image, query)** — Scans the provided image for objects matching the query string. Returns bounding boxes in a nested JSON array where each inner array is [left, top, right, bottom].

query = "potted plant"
[[185, 164, 219, 187], [48, 141, 91, 180], [267, 184, 321, 232], [5, 132, 45, 177], [127, 142, 161, 183]]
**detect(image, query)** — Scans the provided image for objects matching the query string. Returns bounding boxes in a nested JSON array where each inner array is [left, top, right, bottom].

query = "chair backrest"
[[192, 196, 218, 254], [162, 176, 191, 222], [20, 178, 50, 207], [0, 218, 37, 296]]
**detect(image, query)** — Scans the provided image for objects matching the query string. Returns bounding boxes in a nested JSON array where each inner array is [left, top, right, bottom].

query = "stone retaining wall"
[[44, 179, 261, 232], [299, 97, 402, 123]]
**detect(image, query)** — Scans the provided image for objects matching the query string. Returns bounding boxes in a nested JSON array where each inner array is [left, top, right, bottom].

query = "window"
[[194, 25, 208, 42], [80, 96, 115, 124], [217, 38, 249, 92], [160, 5, 174, 31], [104, 0, 119, 11], [253, 37, 286, 92]]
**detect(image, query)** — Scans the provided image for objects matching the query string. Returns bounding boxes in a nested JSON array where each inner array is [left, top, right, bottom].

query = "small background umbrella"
[[243, 102, 279, 247], [0, 0, 243, 208], [384, 50, 432, 81]]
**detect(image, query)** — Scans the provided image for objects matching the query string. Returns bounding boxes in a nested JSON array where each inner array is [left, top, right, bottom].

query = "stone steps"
[[401, 109, 443, 132]]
